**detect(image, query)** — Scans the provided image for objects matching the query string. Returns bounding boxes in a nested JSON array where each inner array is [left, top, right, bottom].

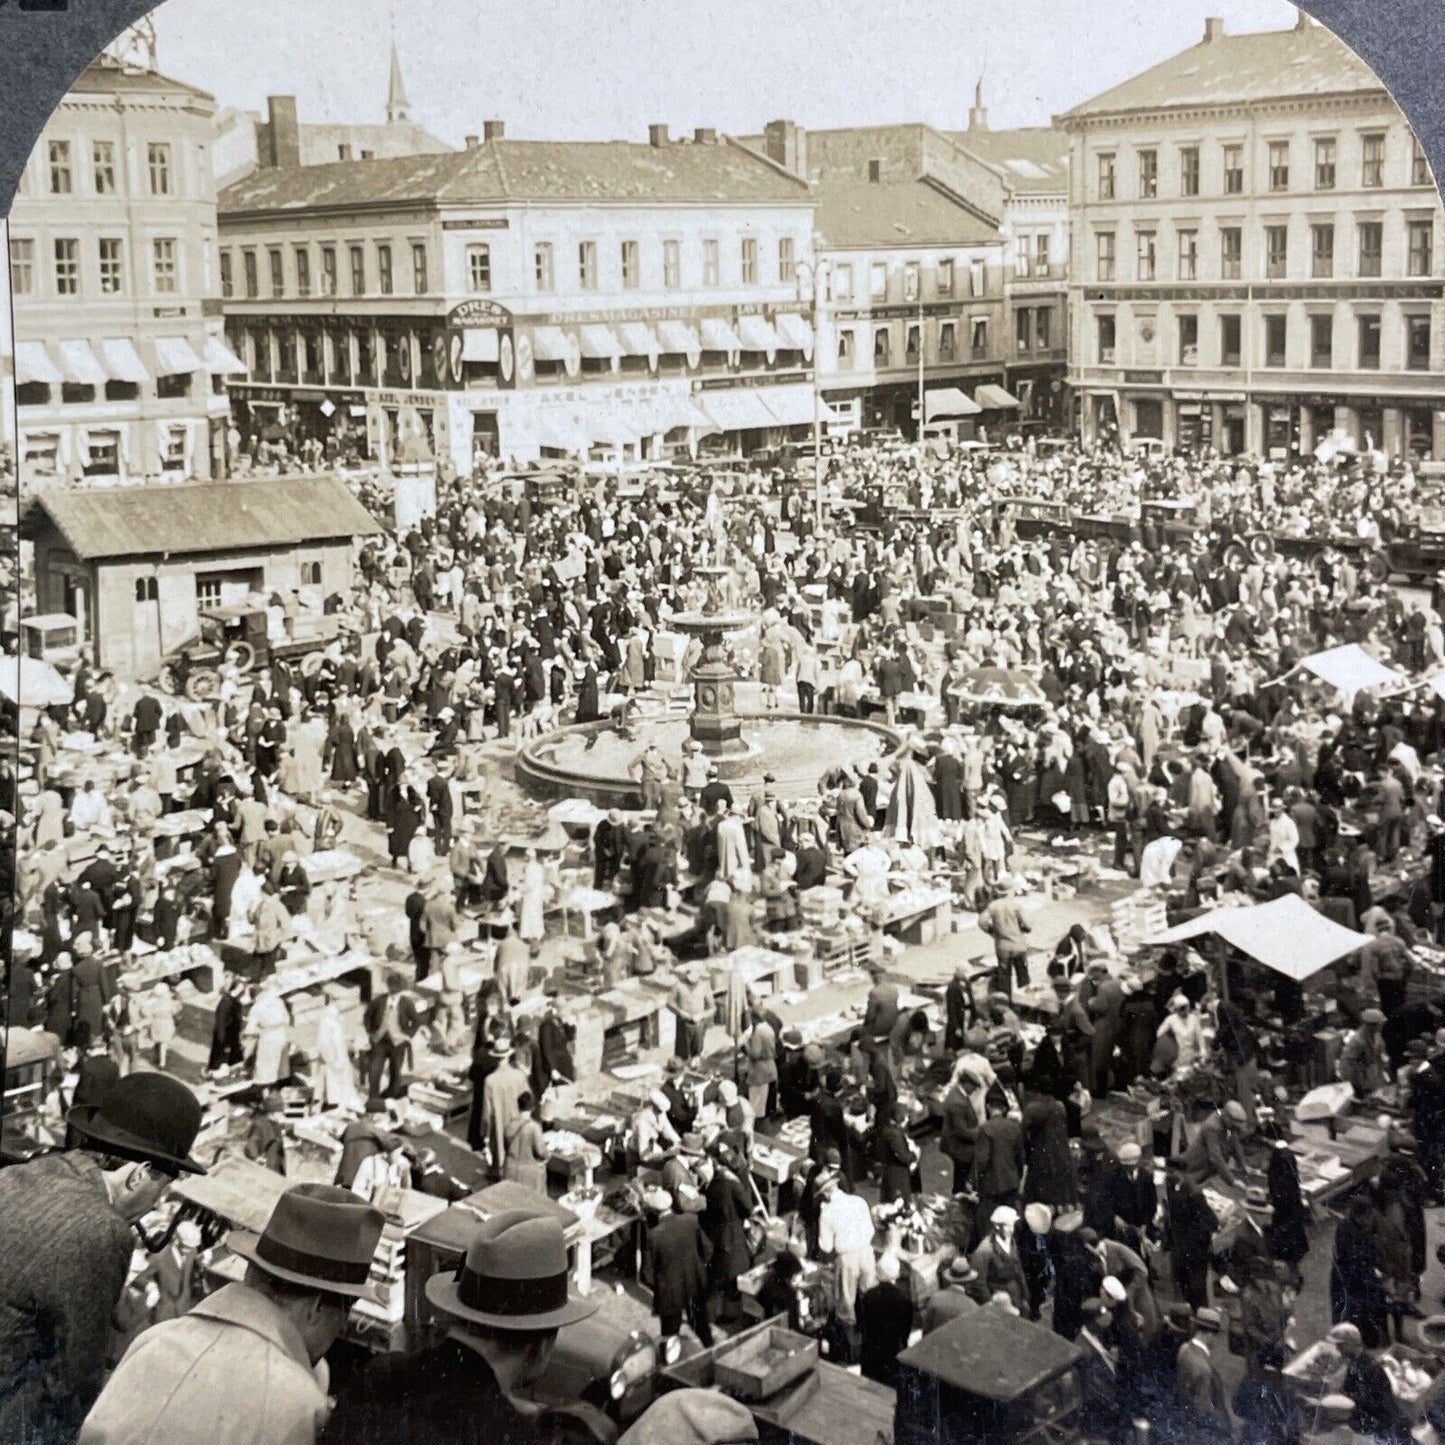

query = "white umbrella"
[[0, 653, 73, 708]]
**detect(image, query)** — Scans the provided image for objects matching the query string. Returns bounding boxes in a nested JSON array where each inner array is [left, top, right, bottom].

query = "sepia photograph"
[[2, 1, 1445, 1442]]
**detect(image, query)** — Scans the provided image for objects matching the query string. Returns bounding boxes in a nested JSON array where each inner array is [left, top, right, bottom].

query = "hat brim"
[[424, 1271, 598, 1332], [225, 1230, 381, 1303], [66, 1105, 207, 1176]]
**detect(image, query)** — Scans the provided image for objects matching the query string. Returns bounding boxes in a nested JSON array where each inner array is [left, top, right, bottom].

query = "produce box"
[[714, 1326, 819, 1402]]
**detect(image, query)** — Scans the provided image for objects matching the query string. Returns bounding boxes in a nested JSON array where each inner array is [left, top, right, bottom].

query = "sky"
[[145, 0, 1301, 141]]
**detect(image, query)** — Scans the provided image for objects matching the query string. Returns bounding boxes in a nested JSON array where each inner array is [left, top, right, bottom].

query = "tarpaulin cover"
[[0, 654, 74, 708], [1298, 643, 1403, 696], [1145, 893, 1367, 981]]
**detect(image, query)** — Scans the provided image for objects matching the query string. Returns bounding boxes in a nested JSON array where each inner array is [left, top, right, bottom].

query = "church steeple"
[[968, 74, 989, 132], [386, 40, 411, 125]]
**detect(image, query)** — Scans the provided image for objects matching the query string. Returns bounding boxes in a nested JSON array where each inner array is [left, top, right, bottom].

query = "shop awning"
[[1298, 643, 1403, 697], [578, 325, 621, 363], [657, 319, 702, 363], [462, 328, 500, 364], [1146, 894, 1367, 982], [0, 654, 74, 708], [757, 383, 817, 428], [534, 411, 588, 454], [975, 383, 1020, 410], [56, 339, 107, 387], [925, 388, 982, 421], [617, 322, 661, 363], [582, 405, 639, 447], [15, 342, 61, 386], [153, 336, 204, 375], [531, 327, 578, 365], [736, 315, 781, 355], [666, 395, 720, 434], [700, 317, 744, 354], [701, 389, 776, 432], [773, 312, 815, 357], [101, 338, 151, 384], [202, 336, 248, 376]]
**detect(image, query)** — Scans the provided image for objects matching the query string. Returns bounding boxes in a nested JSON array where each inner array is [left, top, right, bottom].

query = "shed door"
[[132, 576, 163, 676]]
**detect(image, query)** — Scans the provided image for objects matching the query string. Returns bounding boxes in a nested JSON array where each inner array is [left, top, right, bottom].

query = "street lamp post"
[[796, 253, 832, 530]]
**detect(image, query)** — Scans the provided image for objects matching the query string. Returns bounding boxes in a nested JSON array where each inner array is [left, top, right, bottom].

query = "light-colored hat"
[[990, 1204, 1019, 1228], [1102, 1275, 1128, 1303], [1024, 1203, 1052, 1234], [643, 1187, 673, 1213], [1223, 1101, 1249, 1124], [718, 1080, 739, 1107], [877, 1252, 902, 1284], [1117, 1142, 1142, 1166]]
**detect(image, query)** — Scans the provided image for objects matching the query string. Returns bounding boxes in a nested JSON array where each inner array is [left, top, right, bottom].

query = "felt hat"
[[67, 1072, 207, 1176], [944, 1255, 978, 1283], [618, 1389, 758, 1445], [426, 1210, 598, 1331], [227, 1184, 385, 1301], [677, 1133, 706, 1157]]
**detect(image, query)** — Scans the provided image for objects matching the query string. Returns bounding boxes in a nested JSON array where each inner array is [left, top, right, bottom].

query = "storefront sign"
[[518, 303, 775, 327], [442, 218, 510, 231], [694, 371, 809, 392], [372, 388, 449, 408], [1123, 370, 1163, 386], [447, 299, 514, 326]]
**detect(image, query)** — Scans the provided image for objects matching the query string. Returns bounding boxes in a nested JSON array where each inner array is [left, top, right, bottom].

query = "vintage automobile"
[[2, 1027, 60, 1163], [20, 613, 85, 672], [159, 605, 343, 701]]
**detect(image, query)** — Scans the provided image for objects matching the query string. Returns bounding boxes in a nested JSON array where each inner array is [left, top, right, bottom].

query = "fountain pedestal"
[[690, 636, 748, 756]]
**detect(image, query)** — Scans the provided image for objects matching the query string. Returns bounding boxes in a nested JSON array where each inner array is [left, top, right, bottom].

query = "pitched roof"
[[813, 176, 1000, 250], [220, 137, 810, 216], [33, 476, 382, 561], [67, 55, 214, 105], [295, 122, 453, 165], [946, 126, 1070, 195], [1058, 21, 1382, 121]]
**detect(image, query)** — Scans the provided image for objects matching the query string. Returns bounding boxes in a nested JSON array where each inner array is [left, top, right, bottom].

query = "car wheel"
[[224, 641, 257, 673], [184, 668, 220, 702]]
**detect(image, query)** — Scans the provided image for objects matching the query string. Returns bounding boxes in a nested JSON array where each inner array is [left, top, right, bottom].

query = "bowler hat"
[[67, 1072, 207, 1175], [227, 1184, 385, 1301], [426, 1209, 598, 1331]]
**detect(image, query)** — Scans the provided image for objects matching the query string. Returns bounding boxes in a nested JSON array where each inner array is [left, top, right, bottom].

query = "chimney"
[[265, 95, 301, 169], [763, 119, 807, 179], [694, 126, 717, 145], [465, 134, 480, 150], [648, 123, 670, 148], [338, 142, 353, 161], [483, 119, 505, 141], [1202, 16, 1226, 42]]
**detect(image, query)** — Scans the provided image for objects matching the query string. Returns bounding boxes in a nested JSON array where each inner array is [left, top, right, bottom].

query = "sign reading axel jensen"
[[448, 299, 514, 327]]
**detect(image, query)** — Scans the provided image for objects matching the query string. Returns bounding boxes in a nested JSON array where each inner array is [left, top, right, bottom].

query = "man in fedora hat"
[[322, 1211, 610, 1445], [80, 1185, 384, 1445], [923, 1254, 982, 1333], [0, 1072, 205, 1444]]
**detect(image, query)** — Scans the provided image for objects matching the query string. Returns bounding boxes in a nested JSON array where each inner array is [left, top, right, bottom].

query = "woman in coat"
[[702, 1155, 754, 1304], [1265, 1140, 1310, 1278], [872, 1103, 916, 1206], [388, 784, 426, 870], [1021, 1090, 1077, 1207], [1330, 1194, 1390, 1347], [244, 986, 293, 1087], [501, 1093, 549, 1195], [324, 711, 360, 784]]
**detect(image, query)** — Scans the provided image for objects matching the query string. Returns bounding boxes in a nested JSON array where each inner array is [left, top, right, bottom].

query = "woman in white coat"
[[244, 987, 292, 1086], [517, 848, 548, 945], [315, 1000, 365, 1112]]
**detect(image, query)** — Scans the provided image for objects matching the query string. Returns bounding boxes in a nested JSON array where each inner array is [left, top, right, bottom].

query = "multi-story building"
[[0, 221, 13, 452], [9, 54, 245, 492], [1060, 13, 1445, 458], [217, 125, 818, 471]]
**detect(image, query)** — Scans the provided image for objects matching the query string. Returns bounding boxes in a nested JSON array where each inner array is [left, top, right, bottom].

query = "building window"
[[10, 237, 34, 296], [196, 577, 223, 609], [350, 244, 365, 295], [1408, 221, 1434, 277], [1096, 231, 1116, 282], [92, 141, 115, 195], [970, 317, 988, 359], [1264, 314, 1287, 367], [1413, 138, 1431, 187], [53, 238, 79, 296], [135, 577, 158, 604], [969, 258, 986, 297], [377, 244, 393, 294], [1310, 313, 1333, 368], [321, 245, 338, 296], [1220, 313, 1241, 366], [1138, 148, 1158, 199], [621, 239, 640, 289], [1178, 228, 1198, 280], [1311, 223, 1334, 279], [1016, 308, 1031, 353], [1036, 308, 1051, 351], [1268, 140, 1290, 191], [1178, 313, 1198, 365], [534, 242, 554, 292], [267, 248, 284, 298], [905, 323, 921, 364], [873, 326, 890, 368], [295, 247, 311, 297], [300, 560, 323, 587], [1224, 143, 1244, 194], [1035, 234, 1051, 272], [411, 243, 427, 293], [98, 238, 123, 295], [1136, 230, 1156, 281], [1358, 314, 1381, 369], [1097, 314, 1116, 364], [1265, 224, 1288, 279], [830, 263, 852, 300], [777, 235, 795, 284], [1098, 152, 1115, 200], [938, 320, 956, 360], [1358, 221, 1383, 278], [1361, 133, 1385, 188], [1180, 146, 1200, 197], [870, 261, 888, 300], [1408, 315, 1432, 370], [467, 244, 492, 293], [702, 238, 719, 287], [837, 328, 854, 366], [243, 249, 258, 298], [1016, 241, 1033, 279], [937, 257, 954, 296], [147, 142, 172, 196], [48, 140, 71, 194], [83, 432, 119, 476], [1314, 137, 1336, 190], [578, 240, 597, 289], [903, 260, 921, 302], [219, 249, 233, 299], [1221, 226, 1242, 280], [741, 237, 759, 285]]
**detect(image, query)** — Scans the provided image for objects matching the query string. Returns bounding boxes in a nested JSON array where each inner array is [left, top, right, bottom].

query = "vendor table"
[[750, 1133, 810, 1215], [711, 946, 797, 998], [298, 849, 365, 885], [558, 886, 619, 938], [270, 948, 378, 1000], [149, 808, 213, 843], [876, 887, 954, 947], [565, 977, 678, 1077], [171, 1155, 289, 1232], [117, 942, 221, 995]]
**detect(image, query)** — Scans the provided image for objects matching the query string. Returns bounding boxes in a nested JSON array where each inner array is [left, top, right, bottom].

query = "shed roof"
[[814, 176, 1000, 250], [896, 1306, 1084, 1398], [946, 126, 1070, 195], [32, 476, 383, 561]]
